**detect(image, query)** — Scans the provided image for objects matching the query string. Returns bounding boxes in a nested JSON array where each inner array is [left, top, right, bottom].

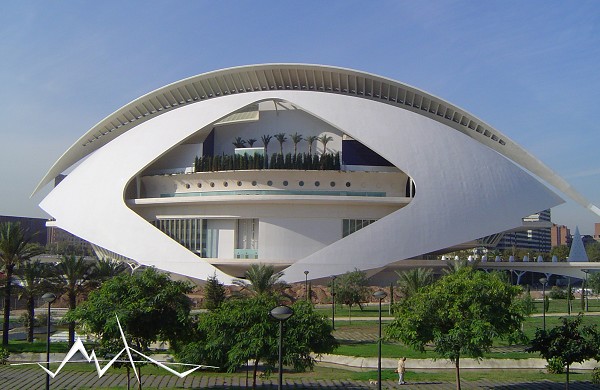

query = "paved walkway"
[[0, 366, 594, 389]]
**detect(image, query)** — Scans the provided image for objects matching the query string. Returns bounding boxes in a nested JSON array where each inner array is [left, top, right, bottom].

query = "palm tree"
[[246, 138, 257, 147], [0, 222, 43, 346], [91, 258, 127, 286], [289, 132, 303, 156], [395, 268, 433, 301], [261, 134, 273, 155], [318, 133, 334, 155], [53, 255, 96, 346], [274, 133, 287, 155], [306, 135, 318, 155], [232, 137, 247, 148], [233, 263, 288, 296], [15, 260, 52, 342], [444, 257, 480, 275]]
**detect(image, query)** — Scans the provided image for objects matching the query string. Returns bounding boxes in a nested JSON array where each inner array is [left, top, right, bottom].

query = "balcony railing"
[[235, 249, 258, 259]]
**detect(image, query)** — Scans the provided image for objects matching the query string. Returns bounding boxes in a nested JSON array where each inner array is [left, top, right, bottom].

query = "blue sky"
[[1, 1, 599, 233]]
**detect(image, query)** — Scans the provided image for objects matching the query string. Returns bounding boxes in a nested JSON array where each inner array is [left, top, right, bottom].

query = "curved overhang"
[[32, 64, 600, 217]]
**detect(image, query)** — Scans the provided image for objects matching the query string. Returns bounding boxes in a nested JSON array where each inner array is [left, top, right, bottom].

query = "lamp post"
[[373, 290, 387, 390], [582, 270, 589, 312], [42, 292, 57, 390], [539, 278, 547, 331], [331, 275, 336, 330], [304, 271, 309, 301], [270, 305, 294, 390]]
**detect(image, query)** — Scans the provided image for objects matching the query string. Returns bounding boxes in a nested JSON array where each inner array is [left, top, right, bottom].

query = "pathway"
[[0, 366, 594, 389]]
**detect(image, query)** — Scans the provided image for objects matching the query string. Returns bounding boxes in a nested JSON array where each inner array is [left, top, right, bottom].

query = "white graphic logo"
[[12, 316, 215, 383]]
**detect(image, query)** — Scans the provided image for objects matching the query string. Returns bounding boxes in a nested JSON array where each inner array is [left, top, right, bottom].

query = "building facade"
[[34, 64, 600, 283], [493, 210, 552, 253], [0, 215, 47, 246]]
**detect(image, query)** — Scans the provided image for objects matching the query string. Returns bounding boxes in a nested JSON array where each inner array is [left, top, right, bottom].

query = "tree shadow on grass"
[[481, 381, 593, 389]]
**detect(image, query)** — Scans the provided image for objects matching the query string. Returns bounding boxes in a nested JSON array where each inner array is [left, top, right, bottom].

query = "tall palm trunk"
[[2, 265, 14, 346], [68, 290, 77, 346], [27, 296, 35, 342]]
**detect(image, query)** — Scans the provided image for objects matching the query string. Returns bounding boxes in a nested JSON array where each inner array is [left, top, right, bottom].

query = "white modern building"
[[34, 64, 600, 284]]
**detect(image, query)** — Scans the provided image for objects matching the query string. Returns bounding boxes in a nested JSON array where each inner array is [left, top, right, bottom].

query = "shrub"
[[592, 367, 600, 385], [546, 357, 565, 374], [549, 286, 573, 300], [0, 347, 9, 365]]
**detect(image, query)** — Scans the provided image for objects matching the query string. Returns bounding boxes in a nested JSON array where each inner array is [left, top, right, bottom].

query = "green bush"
[[546, 357, 565, 374], [0, 347, 9, 365], [592, 367, 600, 385], [549, 286, 573, 300]]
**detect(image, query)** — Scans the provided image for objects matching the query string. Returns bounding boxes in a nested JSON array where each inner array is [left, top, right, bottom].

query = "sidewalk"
[[0, 365, 594, 389]]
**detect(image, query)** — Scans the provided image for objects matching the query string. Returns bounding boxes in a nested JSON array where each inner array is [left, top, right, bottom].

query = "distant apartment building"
[[551, 224, 571, 247], [494, 210, 552, 253], [0, 215, 48, 246], [46, 223, 92, 255], [595, 223, 600, 241]]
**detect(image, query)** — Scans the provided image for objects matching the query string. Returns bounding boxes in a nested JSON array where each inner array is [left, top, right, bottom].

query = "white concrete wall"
[[40, 89, 564, 283], [259, 218, 341, 261], [145, 143, 201, 174]]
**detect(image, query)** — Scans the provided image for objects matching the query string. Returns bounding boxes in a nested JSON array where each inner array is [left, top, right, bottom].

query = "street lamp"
[[42, 292, 57, 390], [304, 270, 309, 301], [582, 270, 590, 312], [539, 278, 547, 331], [373, 290, 387, 390], [331, 275, 336, 330], [270, 305, 294, 390]]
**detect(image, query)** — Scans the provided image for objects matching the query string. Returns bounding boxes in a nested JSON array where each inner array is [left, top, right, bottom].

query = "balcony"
[[235, 249, 258, 259]]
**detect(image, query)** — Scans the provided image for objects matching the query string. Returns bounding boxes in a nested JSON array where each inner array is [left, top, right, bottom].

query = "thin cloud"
[[568, 168, 600, 179]]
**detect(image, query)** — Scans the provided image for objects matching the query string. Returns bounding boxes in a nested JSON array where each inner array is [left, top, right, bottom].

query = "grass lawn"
[[6, 341, 72, 354], [330, 313, 600, 359], [315, 298, 600, 319]]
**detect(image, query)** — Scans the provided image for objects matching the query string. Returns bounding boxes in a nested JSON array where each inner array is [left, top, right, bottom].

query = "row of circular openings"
[[185, 181, 353, 189]]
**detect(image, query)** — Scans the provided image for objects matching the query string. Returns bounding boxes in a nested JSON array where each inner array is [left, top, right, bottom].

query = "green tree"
[[261, 134, 273, 155], [15, 260, 52, 342], [274, 132, 287, 155], [335, 269, 369, 322], [92, 258, 127, 286], [387, 268, 524, 390], [176, 297, 337, 389], [0, 222, 44, 346], [67, 268, 193, 389], [516, 286, 536, 316], [203, 273, 226, 310], [444, 257, 479, 274], [586, 241, 600, 262], [551, 245, 570, 261], [289, 132, 303, 156], [527, 314, 597, 390], [305, 135, 318, 155], [588, 272, 600, 294], [317, 133, 333, 155], [232, 137, 246, 148], [53, 255, 96, 346], [395, 267, 433, 301], [233, 263, 288, 297]]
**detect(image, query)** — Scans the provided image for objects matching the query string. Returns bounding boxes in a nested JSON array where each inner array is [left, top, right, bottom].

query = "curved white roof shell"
[[33, 64, 599, 217], [37, 64, 599, 283]]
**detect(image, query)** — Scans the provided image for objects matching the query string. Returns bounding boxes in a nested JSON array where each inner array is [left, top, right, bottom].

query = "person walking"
[[397, 357, 406, 385]]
